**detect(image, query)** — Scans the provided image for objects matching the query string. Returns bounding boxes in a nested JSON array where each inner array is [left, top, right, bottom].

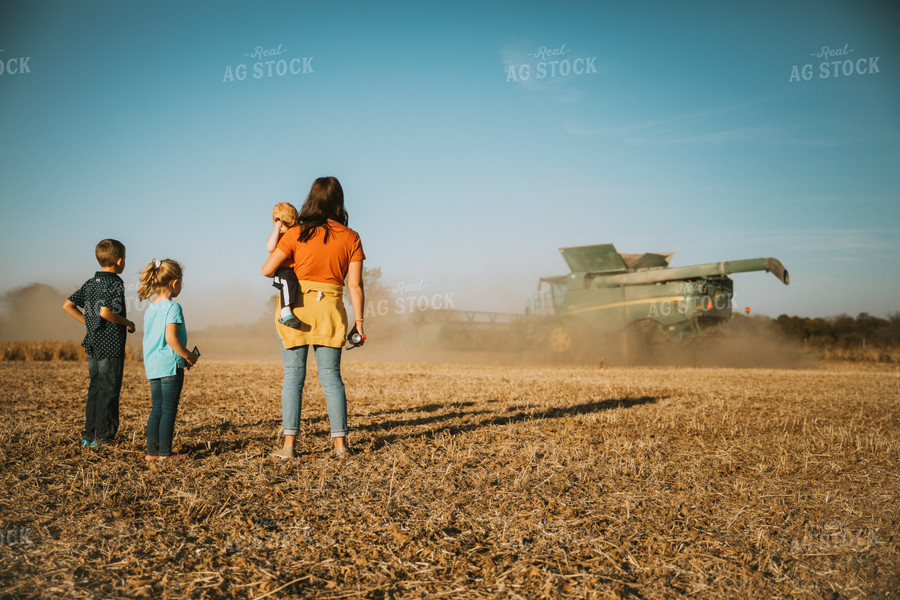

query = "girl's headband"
[[153, 259, 161, 268]]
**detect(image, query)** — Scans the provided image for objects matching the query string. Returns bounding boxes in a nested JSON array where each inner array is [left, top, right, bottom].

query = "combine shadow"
[[358, 401, 476, 419], [366, 395, 662, 451], [181, 417, 281, 437], [360, 407, 495, 434]]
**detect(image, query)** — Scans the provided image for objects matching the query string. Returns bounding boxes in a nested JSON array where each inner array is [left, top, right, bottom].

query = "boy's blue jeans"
[[84, 356, 124, 442], [282, 345, 348, 438], [146, 369, 184, 457]]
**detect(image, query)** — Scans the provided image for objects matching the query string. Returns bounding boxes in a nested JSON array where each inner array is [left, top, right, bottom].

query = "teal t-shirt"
[[142, 300, 187, 379]]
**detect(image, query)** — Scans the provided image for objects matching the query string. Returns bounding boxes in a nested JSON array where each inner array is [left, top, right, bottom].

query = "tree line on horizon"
[[773, 312, 900, 349]]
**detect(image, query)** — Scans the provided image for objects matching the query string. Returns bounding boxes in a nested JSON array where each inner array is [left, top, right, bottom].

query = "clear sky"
[[1, 0, 898, 328]]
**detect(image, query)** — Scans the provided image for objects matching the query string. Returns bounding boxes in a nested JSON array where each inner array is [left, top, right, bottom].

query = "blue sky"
[[1, 0, 898, 327]]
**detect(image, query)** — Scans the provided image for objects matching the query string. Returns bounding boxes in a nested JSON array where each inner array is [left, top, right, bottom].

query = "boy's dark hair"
[[95, 239, 126, 268]]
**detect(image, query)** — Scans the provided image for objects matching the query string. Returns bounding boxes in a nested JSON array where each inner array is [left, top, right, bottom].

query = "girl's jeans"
[[147, 369, 184, 456], [282, 345, 348, 438]]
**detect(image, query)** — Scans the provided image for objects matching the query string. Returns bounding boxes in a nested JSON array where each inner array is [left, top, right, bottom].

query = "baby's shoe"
[[278, 315, 303, 328]]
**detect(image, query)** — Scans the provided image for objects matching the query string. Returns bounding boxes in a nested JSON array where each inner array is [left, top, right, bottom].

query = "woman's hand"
[[346, 260, 365, 343], [353, 320, 365, 347]]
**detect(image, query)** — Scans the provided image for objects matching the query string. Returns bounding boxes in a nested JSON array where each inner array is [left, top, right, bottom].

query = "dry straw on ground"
[[0, 341, 141, 362], [0, 359, 897, 599]]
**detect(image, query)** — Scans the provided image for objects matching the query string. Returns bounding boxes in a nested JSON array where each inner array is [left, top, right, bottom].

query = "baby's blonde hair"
[[138, 259, 183, 301], [273, 202, 299, 228]]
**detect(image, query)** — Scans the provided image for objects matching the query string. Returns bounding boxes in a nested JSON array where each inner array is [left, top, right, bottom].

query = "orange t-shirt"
[[276, 220, 365, 285]]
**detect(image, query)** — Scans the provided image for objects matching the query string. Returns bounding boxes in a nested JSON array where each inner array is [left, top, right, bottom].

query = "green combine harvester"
[[410, 243, 789, 360]]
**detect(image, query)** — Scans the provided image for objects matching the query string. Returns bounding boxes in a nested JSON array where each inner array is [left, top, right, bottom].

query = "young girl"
[[138, 259, 199, 461]]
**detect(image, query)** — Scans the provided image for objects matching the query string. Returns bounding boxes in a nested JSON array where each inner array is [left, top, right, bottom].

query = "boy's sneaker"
[[278, 315, 303, 328], [81, 439, 90, 447]]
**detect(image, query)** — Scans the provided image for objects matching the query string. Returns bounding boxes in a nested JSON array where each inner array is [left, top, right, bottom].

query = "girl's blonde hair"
[[138, 259, 183, 301], [273, 202, 299, 228]]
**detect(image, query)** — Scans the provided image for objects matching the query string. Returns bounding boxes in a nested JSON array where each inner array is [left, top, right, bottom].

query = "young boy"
[[63, 239, 135, 447], [267, 202, 302, 328]]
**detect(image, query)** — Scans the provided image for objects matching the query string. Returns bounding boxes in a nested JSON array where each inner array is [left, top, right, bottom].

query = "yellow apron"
[[274, 280, 347, 349]]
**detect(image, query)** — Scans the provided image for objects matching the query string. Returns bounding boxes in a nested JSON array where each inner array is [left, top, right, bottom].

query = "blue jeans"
[[146, 369, 184, 456], [84, 356, 124, 442], [282, 345, 348, 438]]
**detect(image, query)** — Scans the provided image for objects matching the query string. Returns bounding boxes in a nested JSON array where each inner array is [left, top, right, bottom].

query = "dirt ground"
[[0, 359, 897, 599]]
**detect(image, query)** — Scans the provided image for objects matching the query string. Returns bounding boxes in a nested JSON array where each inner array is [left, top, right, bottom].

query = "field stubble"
[[0, 359, 897, 599]]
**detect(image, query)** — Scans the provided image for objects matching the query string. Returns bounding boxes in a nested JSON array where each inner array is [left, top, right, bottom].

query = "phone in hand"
[[185, 346, 201, 369]]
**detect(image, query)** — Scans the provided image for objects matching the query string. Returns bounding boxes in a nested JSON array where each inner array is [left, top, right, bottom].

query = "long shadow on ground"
[[364, 395, 662, 451], [173, 397, 660, 458]]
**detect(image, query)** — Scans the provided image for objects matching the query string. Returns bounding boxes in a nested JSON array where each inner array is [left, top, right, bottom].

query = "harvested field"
[[0, 359, 897, 599]]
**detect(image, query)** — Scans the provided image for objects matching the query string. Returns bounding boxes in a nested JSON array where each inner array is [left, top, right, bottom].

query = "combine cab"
[[411, 243, 789, 360]]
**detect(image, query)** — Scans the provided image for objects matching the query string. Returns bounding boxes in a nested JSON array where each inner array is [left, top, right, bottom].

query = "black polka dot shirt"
[[68, 272, 128, 359]]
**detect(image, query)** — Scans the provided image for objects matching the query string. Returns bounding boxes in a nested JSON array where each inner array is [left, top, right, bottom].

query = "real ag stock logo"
[[789, 43, 880, 82], [0, 49, 31, 77], [223, 43, 313, 83], [505, 43, 597, 83], [364, 280, 457, 318]]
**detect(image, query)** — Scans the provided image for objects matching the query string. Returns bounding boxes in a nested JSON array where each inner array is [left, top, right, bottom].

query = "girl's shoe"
[[271, 446, 297, 459], [145, 455, 159, 461], [81, 439, 90, 447], [158, 454, 188, 461], [333, 446, 352, 459]]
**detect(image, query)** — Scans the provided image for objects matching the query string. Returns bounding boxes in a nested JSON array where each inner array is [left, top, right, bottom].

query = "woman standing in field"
[[261, 176, 365, 459]]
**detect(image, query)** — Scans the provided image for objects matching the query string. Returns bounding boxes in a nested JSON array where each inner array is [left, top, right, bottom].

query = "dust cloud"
[[0, 284, 83, 342], [346, 310, 817, 369], [2, 281, 815, 368], [0, 283, 283, 361], [597, 315, 817, 369]]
